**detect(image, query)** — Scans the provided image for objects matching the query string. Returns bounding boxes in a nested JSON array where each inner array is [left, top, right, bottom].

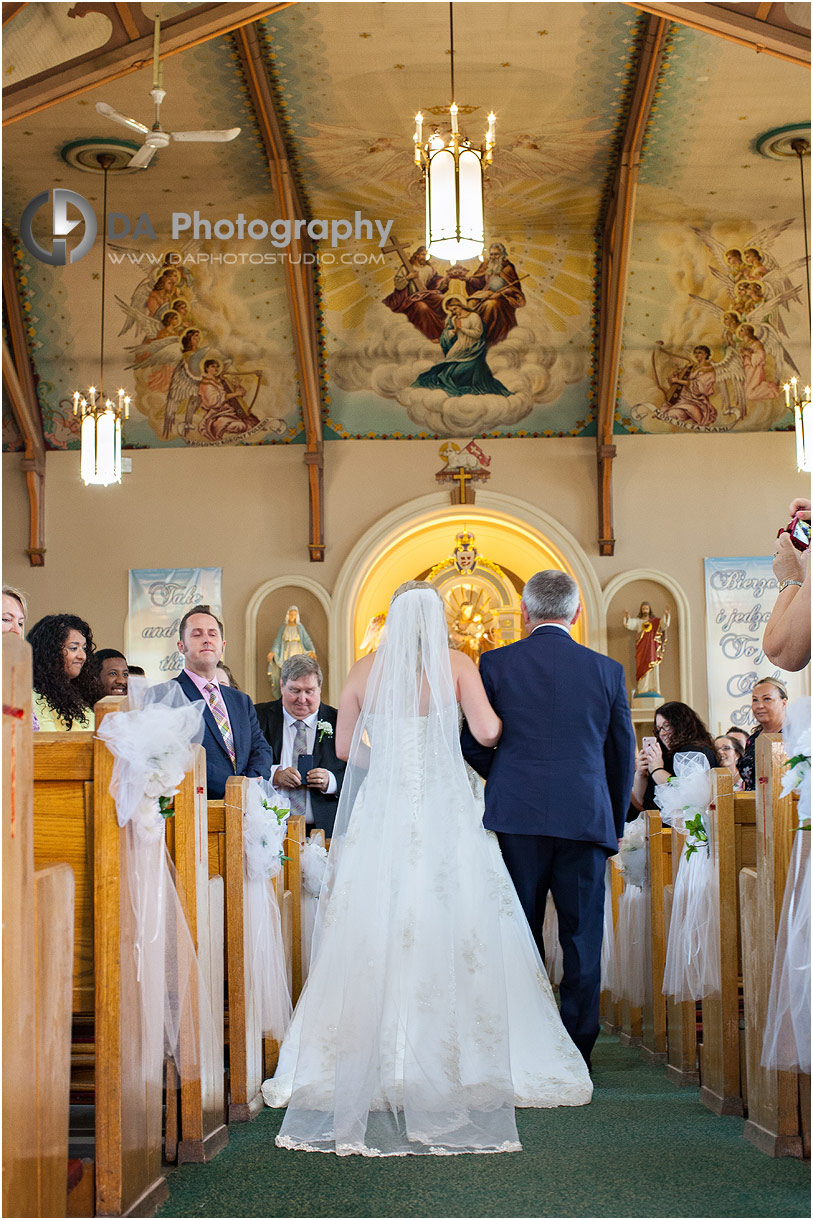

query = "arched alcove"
[[328, 491, 605, 704], [244, 575, 332, 701], [602, 569, 693, 710]]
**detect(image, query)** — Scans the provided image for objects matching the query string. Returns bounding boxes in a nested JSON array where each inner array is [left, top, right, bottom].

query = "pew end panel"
[[640, 811, 669, 1064], [664, 827, 699, 1088], [172, 747, 228, 1165], [741, 735, 807, 1158]]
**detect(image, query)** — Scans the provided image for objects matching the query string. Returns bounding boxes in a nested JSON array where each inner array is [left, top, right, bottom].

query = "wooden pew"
[[165, 746, 227, 1164], [285, 814, 307, 1004], [664, 824, 699, 1087], [740, 732, 808, 1157], [207, 780, 293, 1121], [697, 771, 756, 1116], [640, 811, 670, 1063], [614, 872, 644, 1048], [31, 696, 169, 1216], [3, 635, 74, 1219]]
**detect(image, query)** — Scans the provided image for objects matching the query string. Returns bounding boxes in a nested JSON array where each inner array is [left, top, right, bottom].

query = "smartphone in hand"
[[297, 753, 314, 784], [642, 736, 656, 750]]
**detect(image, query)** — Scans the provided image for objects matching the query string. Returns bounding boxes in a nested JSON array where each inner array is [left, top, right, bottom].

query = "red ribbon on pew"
[[4, 687, 22, 838]]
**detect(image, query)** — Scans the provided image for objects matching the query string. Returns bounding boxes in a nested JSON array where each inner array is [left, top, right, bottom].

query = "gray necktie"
[[289, 719, 308, 815]]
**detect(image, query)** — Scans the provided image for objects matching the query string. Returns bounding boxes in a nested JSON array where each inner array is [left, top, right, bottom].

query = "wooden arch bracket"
[[595, 14, 670, 557], [234, 24, 326, 562], [2, 235, 46, 566]]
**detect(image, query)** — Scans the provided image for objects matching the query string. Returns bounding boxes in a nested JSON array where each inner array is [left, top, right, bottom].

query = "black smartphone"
[[297, 753, 314, 784]]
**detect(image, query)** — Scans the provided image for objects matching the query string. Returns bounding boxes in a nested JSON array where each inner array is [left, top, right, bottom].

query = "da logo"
[[20, 189, 97, 266]]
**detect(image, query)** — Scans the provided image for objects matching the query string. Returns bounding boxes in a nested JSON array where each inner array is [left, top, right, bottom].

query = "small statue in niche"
[[623, 601, 671, 697], [267, 605, 317, 697]]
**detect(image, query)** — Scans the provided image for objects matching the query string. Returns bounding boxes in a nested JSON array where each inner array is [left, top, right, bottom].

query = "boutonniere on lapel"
[[316, 719, 333, 743]]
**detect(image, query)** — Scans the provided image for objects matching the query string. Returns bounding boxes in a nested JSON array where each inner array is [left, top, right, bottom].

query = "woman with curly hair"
[[27, 613, 102, 731], [629, 700, 718, 816]]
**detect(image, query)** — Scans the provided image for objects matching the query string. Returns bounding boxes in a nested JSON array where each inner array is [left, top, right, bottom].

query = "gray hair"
[[523, 570, 579, 625], [280, 653, 322, 687]]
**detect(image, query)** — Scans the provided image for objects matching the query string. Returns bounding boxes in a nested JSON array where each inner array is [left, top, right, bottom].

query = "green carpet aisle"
[[157, 1036, 810, 1218]]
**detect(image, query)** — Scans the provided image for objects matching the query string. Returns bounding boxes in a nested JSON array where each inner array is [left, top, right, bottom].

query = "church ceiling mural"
[[2, 1, 810, 452]]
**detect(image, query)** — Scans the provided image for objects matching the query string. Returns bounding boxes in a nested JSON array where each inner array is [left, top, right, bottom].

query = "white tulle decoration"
[[301, 838, 329, 979], [97, 678, 205, 842], [95, 678, 215, 1077], [610, 818, 647, 1005], [243, 780, 289, 882], [239, 780, 292, 1039], [616, 815, 646, 889], [600, 860, 617, 993], [659, 755, 720, 1002], [302, 837, 329, 897], [762, 697, 811, 1072], [612, 884, 647, 1006], [541, 894, 563, 986]]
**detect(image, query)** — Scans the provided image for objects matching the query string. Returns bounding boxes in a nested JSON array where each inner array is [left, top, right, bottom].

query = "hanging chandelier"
[[72, 152, 129, 485], [412, 3, 495, 262], [783, 137, 811, 473]]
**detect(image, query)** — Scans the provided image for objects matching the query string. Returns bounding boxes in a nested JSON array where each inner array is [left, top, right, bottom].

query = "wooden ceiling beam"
[[2, 235, 47, 566], [595, 13, 670, 558], [234, 22, 326, 563], [625, 2, 810, 67], [2, 2, 295, 125]]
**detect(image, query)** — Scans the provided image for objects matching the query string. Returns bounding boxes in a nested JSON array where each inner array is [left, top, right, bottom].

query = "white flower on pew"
[[302, 838, 329, 896], [243, 780, 290, 880], [614, 815, 646, 889], [781, 697, 811, 830], [97, 681, 205, 843], [653, 751, 712, 842]]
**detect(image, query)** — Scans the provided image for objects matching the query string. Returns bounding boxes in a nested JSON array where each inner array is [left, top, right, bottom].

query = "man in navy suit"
[[255, 655, 345, 838], [462, 570, 635, 1067], [173, 605, 275, 799]]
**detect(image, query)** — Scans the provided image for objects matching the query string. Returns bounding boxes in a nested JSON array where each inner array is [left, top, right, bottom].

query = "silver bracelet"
[[778, 579, 803, 592]]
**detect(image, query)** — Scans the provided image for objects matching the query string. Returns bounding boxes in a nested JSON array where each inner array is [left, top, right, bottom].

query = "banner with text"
[[128, 568, 222, 681], [704, 556, 808, 736]]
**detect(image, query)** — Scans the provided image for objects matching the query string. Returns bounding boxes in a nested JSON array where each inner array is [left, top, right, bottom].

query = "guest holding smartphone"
[[629, 701, 718, 817]]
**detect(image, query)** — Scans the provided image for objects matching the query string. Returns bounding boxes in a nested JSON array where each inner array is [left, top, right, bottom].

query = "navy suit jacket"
[[461, 626, 635, 853], [173, 671, 275, 799], [253, 699, 345, 837]]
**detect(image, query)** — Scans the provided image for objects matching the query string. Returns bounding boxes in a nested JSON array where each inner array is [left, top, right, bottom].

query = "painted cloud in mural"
[[330, 314, 585, 436]]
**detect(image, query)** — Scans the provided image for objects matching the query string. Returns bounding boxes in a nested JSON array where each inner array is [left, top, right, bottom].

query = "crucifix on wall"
[[434, 440, 491, 505]]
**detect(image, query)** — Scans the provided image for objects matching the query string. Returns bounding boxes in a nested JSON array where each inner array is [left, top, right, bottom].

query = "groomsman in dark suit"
[[173, 605, 275, 799], [462, 570, 635, 1068], [255, 655, 345, 838]]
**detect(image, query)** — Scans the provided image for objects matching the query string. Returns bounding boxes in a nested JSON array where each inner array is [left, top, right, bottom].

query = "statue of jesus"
[[623, 602, 671, 696]]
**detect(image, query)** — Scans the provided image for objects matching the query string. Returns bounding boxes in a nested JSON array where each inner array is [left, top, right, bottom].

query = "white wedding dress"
[[262, 589, 591, 1156]]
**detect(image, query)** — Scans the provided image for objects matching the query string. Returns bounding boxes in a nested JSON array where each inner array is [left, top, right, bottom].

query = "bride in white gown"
[[262, 582, 591, 1155]]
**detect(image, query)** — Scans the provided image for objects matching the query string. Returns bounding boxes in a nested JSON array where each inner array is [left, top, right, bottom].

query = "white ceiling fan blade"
[[128, 144, 159, 169], [170, 127, 241, 143], [96, 101, 149, 136]]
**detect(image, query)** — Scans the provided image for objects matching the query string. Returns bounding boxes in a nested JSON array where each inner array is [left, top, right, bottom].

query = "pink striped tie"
[[204, 681, 236, 766]]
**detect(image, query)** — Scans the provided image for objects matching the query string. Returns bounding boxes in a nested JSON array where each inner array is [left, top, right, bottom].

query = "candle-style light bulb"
[[450, 102, 458, 134]]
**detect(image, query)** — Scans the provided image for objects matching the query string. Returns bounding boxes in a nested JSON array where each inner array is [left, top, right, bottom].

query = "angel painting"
[[691, 221, 804, 323], [163, 329, 207, 438], [689, 292, 800, 384], [652, 342, 745, 428]]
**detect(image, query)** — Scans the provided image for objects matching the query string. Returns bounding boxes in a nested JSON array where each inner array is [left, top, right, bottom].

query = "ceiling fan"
[[95, 14, 240, 169]]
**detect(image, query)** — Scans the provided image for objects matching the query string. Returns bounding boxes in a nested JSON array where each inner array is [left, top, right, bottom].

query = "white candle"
[[450, 102, 458, 134]]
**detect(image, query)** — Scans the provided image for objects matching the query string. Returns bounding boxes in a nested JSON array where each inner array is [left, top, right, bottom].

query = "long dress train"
[[262, 589, 591, 1155]]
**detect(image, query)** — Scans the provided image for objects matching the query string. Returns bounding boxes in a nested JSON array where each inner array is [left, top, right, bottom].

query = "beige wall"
[[3, 432, 808, 719]]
